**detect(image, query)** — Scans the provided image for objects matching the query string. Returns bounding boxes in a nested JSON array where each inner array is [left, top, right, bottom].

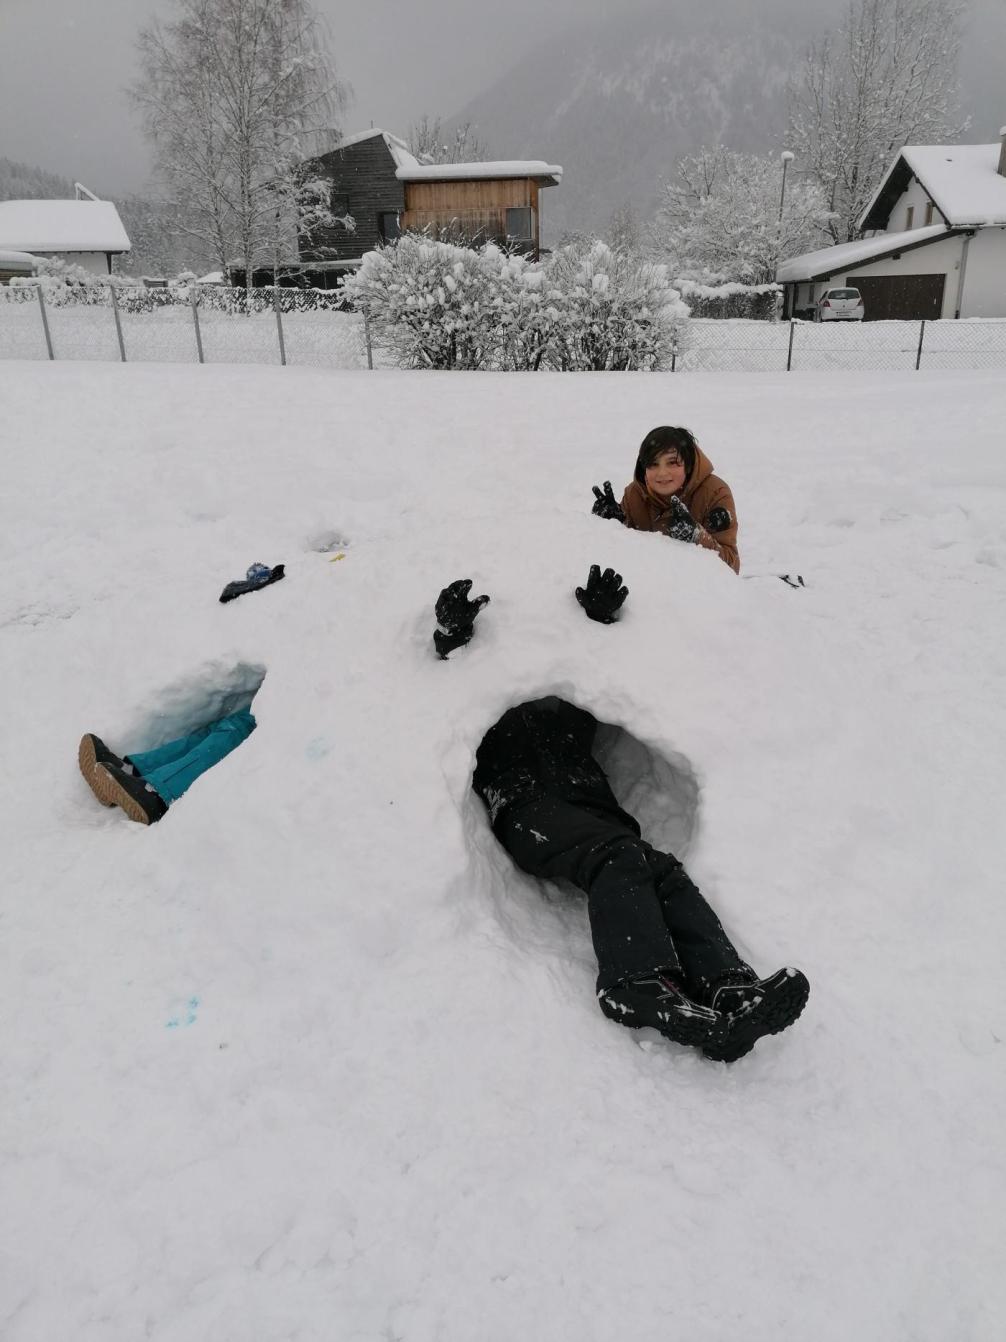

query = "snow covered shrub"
[[343, 235, 497, 370], [541, 242, 690, 372], [477, 245, 555, 372], [345, 236, 691, 372], [30, 256, 102, 287], [677, 280, 780, 321], [10, 259, 143, 308]]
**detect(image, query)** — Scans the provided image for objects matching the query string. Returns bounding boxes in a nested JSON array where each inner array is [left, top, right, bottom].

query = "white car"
[[817, 287, 865, 321]]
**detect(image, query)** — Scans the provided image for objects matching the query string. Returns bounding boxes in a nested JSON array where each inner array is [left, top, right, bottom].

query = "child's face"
[[645, 449, 686, 498]]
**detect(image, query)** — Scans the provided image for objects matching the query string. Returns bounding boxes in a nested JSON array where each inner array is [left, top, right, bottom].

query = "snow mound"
[[1, 361, 1004, 1341]]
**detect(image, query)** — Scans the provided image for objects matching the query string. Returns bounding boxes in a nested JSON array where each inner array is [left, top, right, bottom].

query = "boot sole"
[[90, 763, 156, 825], [702, 970, 810, 1063], [600, 998, 727, 1051], [79, 735, 114, 805]]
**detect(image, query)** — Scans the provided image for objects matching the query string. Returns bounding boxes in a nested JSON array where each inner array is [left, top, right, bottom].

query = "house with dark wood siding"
[[297, 128, 562, 279]]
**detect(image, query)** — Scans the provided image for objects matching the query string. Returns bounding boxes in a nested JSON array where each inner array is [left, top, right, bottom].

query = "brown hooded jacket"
[[620, 443, 739, 573]]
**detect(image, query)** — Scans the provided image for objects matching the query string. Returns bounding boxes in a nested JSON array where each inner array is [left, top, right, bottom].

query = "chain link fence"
[[676, 317, 1006, 372], [0, 283, 370, 369], [3, 284, 1006, 372]]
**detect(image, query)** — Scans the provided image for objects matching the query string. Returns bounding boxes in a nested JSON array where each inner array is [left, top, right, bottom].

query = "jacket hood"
[[682, 444, 715, 502]]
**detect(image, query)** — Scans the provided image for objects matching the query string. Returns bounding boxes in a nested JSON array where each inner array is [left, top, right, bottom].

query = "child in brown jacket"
[[592, 425, 740, 573]]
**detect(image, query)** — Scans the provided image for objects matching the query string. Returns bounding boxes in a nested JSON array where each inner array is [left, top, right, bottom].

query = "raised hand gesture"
[[591, 481, 625, 522], [575, 564, 628, 624]]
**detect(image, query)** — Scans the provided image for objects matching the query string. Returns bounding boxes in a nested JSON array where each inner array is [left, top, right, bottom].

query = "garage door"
[[847, 274, 945, 321]]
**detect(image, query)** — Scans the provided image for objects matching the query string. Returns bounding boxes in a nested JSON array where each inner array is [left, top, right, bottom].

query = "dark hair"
[[634, 427, 698, 485]]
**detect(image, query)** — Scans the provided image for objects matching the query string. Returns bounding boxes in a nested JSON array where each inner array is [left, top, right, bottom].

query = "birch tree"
[[651, 146, 833, 283], [130, 0, 348, 283], [408, 115, 489, 165], [788, 0, 966, 243]]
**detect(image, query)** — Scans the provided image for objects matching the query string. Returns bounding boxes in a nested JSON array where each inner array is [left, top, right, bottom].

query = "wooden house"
[[778, 130, 1006, 320], [297, 128, 562, 279]]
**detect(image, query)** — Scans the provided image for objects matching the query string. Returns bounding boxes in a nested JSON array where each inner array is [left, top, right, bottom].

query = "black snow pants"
[[495, 793, 746, 995]]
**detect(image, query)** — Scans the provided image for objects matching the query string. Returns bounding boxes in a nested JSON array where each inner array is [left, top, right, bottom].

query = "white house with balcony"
[[0, 185, 131, 277], [777, 130, 1006, 320]]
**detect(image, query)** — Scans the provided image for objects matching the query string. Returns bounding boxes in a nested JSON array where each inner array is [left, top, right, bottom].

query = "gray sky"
[[0, 0, 629, 194], [1, 0, 1001, 196]]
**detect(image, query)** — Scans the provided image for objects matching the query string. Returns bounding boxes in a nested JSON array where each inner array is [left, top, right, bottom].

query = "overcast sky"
[[1, 0, 1002, 195], [0, 0, 634, 193]]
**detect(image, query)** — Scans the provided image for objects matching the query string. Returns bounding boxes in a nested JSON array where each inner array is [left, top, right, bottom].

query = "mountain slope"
[[450, 2, 818, 239]]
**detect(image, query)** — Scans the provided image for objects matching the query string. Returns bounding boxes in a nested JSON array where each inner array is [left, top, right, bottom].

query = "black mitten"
[[575, 564, 628, 624], [591, 481, 625, 522], [434, 579, 490, 658], [664, 496, 699, 544], [706, 506, 732, 534], [219, 564, 285, 604]]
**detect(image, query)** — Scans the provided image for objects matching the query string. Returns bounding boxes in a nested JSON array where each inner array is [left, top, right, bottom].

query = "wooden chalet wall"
[[402, 179, 541, 254], [301, 137, 405, 262]]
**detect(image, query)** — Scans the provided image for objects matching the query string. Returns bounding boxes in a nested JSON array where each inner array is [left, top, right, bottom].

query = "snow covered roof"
[[332, 128, 421, 172], [396, 160, 563, 186], [328, 129, 562, 186], [0, 249, 37, 269], [0, 200, 132, 254], [776, 224, 955, 283], [859, 142, 1006, 230]]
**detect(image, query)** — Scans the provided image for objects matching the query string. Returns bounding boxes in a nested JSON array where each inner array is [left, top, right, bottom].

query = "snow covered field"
[[2, 360, 1004, 1341]]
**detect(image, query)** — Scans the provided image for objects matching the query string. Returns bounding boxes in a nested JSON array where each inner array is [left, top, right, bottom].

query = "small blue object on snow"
[[246, 562, 272, 582], [165, 996, 200, 1029]]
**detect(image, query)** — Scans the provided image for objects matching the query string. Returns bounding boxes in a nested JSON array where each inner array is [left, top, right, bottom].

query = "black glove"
[[591, 481, 625, 523], [434, 579, 490, 658], [575, 564, 628, 624], [706, 506, 732, 534], [664, 496, 699, 544], [219, 564, 285, 603]]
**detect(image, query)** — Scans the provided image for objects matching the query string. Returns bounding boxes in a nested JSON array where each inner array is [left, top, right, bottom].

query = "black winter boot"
[[701, 967, 810, 1063], [78, 733, 131, 805], [89, 762, 168, 825], [599, 972, 727, 1050]]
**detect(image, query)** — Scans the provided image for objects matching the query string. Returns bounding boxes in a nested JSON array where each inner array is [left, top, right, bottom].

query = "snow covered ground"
[[1, 361, 1004, 1341]]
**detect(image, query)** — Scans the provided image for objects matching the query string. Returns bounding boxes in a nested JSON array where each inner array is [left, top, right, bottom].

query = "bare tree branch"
[[788, 0, 966, 243], [129, 0, 349, 283]]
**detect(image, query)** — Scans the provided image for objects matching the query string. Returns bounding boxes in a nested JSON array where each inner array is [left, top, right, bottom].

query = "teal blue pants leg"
[[126, 710, 256, 804]]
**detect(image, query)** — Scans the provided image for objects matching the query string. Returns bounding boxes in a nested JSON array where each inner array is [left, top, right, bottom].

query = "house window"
[[905, 205, 914, 229], [378, 212, 401, 242], [506, 207, 533, 241], [925, 201, 935, 225]]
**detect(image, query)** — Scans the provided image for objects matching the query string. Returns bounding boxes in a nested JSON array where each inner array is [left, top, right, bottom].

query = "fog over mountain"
[[446, 0, 1006, 242], [1, 0, 1002, 250]]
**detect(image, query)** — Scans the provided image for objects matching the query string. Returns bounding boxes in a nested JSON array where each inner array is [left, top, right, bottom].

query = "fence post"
[[109, 285, 127, 363], [915, 319, 926, 371], [364, 310, 373, 370], [273, 284, 287, 366], [671, 337, 678, 373], [190, 287, 205, 364], [37, 285, 55, 360], [786, 318, 796, 372]]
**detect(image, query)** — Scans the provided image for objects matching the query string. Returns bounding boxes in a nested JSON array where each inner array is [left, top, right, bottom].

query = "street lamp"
[[776, 150, 795, 315], [778, 150, 795, 231]]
